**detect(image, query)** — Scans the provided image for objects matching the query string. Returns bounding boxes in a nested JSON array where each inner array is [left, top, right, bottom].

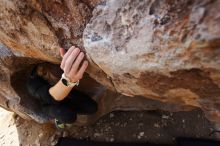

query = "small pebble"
[[182, 119, 185, 123], [154, 123, 160, 128], [94, 133, 101, 137], [110, 138, 114, 142], [139, 132, 144, 137], [137, 132, 144, 139], [109, 113, 114, 118], [162, 115, 169, 119]]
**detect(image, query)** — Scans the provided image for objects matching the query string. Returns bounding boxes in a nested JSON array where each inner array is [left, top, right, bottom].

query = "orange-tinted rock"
[[0, 0, 220, 124], [83, 0, 220, 122]]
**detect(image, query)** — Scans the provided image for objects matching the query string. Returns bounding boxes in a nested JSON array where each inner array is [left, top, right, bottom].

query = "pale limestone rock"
[[84, 0, 220, 121]]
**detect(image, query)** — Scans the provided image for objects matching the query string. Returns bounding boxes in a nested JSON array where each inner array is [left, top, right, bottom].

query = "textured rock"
[[84, 0, 220, 122], [0, 0, 101, 123], [0, 0, 220, 124]]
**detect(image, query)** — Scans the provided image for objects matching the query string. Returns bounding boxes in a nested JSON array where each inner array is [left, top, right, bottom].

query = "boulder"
[[0, 0, 219, 124], [83, 0, 220, 122]]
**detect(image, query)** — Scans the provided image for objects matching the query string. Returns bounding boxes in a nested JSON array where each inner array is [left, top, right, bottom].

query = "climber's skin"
[[49, 46, 88, 101]]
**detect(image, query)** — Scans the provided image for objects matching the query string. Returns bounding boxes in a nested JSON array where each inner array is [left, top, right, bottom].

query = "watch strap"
[[61, 73, 79, 87]]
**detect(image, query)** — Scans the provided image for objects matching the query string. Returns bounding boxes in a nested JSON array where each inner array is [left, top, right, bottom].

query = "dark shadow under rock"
[[8, 62, 198, 125]]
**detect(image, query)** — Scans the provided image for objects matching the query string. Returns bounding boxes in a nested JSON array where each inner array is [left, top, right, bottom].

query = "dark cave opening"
[[10, 62, 105, 123]]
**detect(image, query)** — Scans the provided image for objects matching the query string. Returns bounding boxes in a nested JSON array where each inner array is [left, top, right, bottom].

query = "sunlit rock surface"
[[0, 0, 220, 123], [84, 0, 220, 122]]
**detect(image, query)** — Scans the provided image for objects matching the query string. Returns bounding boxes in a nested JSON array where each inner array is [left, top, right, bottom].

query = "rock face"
[[0, 0, 220, 123], [84, 0, 220, 122]]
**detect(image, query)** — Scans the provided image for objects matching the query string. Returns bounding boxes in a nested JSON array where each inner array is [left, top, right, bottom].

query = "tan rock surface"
[[83, 0, 220, 122], [0, 0, 220, 124]]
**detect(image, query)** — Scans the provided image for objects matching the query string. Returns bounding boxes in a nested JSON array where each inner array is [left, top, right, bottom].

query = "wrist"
[[49, 80, 73, 101], [61, 73, 79, 87]]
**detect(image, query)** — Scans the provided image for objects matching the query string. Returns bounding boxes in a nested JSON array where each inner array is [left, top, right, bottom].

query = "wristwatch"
[[61, 73, 79, 87]]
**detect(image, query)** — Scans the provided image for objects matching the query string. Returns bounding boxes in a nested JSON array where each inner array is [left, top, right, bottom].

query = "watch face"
[[61, 78, 68, 86]]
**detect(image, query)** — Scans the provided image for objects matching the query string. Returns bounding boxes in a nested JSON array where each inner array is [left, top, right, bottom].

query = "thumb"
[[59, 48, 66, 58]]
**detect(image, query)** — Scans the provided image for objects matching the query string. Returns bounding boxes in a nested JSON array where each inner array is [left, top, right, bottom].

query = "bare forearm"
[[49, 47, 88, 101], [49, 80, 73, 101]]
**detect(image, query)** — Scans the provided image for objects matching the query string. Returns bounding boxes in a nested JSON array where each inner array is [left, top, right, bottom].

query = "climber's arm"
[[49, 47, 88, 101], [49, 80, 74, 101]]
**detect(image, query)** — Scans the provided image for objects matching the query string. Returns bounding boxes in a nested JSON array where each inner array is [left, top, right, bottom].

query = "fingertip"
[[60, 48, 65, 57], [70, 46, 76, 50], [75, 47, 80, 53], [60, 64, 63, 70]]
